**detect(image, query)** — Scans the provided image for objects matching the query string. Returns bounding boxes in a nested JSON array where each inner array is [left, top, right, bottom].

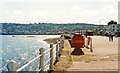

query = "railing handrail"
[[16, 54, 42, 72], [16, 45, 55, 72], [44, 58, 52, 67], [17, 44, 57, 72], [44, 48, 52, 54], [7, 36, 64, 72]]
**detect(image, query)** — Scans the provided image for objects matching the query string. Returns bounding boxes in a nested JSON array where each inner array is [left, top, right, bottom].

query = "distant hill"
[[1, 23, 104, 35]]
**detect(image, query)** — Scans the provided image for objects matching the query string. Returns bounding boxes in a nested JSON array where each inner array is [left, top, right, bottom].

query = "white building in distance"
[[105, 2, 120, 36], [105, 24, 120, 36]]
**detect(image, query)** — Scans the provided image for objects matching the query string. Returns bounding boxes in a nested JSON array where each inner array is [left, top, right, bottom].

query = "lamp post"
[[100, 19, 104, 25]]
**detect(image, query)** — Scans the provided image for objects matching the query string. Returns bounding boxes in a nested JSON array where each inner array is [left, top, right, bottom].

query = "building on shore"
[[86, 30, 93, 36], [105, 24, 120, 36]]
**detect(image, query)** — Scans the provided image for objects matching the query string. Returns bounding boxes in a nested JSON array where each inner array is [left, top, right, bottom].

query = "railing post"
[[90, 38, 93, 52], [7, 60, 18, 73], [61, 35, 64, 48], [87, 37, 88, 48], [50, 44, 54, 71], [56, 40, 59, 61], [59, 39, 61, 56], [85, 36, 88, 48], [84, 36, 85, 47], [62, 38, 64, 48], [39, 48, 45, 72]]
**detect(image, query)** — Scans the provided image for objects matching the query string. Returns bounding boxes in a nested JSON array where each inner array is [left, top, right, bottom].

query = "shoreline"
[[43, 38, 59, 44]]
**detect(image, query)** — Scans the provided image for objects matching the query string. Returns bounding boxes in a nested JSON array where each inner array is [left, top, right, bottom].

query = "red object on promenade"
[[88, 37, 91, 45], [72, 33, 84, 49]]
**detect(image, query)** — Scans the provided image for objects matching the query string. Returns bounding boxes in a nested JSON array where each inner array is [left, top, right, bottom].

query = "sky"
[[0, 0, 119, 25], [118, 1, 120, 24]]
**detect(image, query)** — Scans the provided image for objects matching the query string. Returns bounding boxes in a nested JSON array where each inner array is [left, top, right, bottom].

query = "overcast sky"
[[0, 0, 119, 25]]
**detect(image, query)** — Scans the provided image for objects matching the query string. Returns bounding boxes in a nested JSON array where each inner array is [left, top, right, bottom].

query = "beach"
[[43, 38, 59, 44]]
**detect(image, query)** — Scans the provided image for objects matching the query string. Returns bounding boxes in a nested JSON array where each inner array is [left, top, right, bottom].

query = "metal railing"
[[6, 37, 64, 73]]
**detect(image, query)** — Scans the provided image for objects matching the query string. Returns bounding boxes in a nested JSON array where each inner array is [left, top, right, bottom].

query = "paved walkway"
[[53, 39, 72, 71], [53, 36, 119, 71]]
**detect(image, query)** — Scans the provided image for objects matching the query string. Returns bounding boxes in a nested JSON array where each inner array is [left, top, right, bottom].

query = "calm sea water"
[[0, 35, 60, 72]]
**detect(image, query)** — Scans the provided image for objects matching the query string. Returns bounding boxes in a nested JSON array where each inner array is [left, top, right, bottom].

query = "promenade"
[[53, 36, 119, 71]]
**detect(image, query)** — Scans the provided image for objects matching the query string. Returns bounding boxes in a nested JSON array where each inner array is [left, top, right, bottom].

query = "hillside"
[[1, 23, 104, 35]]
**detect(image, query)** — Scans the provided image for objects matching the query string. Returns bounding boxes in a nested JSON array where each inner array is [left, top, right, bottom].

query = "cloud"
[[8, 4, 117, 24], [0, 0, 118, 24], [102, 5, 117, 13], [28, 11, 43, 16], [118, 1, 120, 24], [13, 10, 25, 15], [100, 5, 118, 20], [0, 0, 115, 3]]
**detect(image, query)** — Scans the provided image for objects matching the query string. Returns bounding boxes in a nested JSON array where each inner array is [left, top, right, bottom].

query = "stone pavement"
[[53, 36, 119, 72]]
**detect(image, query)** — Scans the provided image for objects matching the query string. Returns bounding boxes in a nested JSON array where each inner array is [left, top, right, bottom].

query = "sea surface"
[[0, 35, 60, 72]]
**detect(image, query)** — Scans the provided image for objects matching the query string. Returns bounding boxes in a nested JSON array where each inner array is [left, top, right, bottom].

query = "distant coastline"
[[1, 33, 62, 35], [1, 23, 104, 35], [43, 38, 59, 44]]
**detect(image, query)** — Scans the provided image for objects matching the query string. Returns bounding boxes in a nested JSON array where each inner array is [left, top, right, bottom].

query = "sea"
[[0, 35, 60, 72]]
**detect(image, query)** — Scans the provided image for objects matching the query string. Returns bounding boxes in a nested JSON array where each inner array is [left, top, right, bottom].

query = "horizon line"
[[1, 22, 105, 25]]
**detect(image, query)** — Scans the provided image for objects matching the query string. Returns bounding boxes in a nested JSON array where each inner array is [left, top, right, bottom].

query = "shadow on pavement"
[[71, 48, 85, 55]]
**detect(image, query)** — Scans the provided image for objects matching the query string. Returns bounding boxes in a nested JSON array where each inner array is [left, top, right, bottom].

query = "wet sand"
[[43, 38, 59, 44]]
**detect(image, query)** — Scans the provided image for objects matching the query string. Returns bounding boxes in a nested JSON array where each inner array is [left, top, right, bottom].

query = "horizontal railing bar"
[[44, 58, 52, 67], [53, 55, 56, 61], [36, 68, 42, 72], [16, 54, 42, 72], [53, 52, 56, 57], [58, 41, 60, 44], [44, 64, 50, 70], [53, 44, 57, 48], [44, 48, 52, 54]]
